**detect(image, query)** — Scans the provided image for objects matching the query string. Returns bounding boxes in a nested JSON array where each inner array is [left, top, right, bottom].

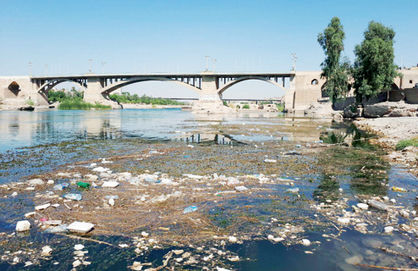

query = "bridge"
[[1, 68, 417, 112]]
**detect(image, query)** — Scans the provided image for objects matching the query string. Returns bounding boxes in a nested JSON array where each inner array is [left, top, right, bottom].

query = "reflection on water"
[[0, 109, 333, 153], [0, 109, 194, 152]]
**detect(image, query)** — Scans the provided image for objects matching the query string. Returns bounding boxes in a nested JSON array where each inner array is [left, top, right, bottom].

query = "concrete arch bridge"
[[1, 71, 349, 111]]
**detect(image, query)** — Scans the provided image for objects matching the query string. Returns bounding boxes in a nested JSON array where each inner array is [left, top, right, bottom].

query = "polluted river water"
[[0, 109, 416, 270]]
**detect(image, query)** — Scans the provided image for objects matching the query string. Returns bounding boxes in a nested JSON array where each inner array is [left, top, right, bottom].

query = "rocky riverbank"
[[354, 117, 418, 176]]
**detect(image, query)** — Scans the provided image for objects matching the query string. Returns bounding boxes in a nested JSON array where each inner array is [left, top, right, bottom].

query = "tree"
[[353, 21, 398, 103], [317, 17, 350, 106]]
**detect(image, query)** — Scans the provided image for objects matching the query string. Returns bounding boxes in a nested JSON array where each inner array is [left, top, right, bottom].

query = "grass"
[[58, 99, 111, 110], [48, 89, 111, 110], [396, 138, 418, 150], [109, 93, 184, 105]]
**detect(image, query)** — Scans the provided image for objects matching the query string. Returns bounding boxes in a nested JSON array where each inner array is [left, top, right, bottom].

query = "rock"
[[43, 220, 62, 226], [337, 217, 350, 225], [368, 200, 389, 211], [24, 212, 36, 218], [345, 255, 363, 265], [74, 244, 85, 250], [363, 104, 391, 118], [92, 167, 109, 173], [41, 246, 53, 257], [35, 203, 51, 211], [102, 181, 119, 188], [16, 220, 31, 232], [68, 222, 94, 233], [228, 256, 240, 262], [73, 260, 82, 268], [130, 261, 143, 270], [228, 236, 238, 243], [286, 188, 299, 193], [234, 186, 248, 192], [384, 226, 394, 233], [301, 239, 311, 246], [356, 203, 369, 210], [28, 178, 44, 186], [264, 159, 277, 163], [399, 210, 409, 218], [173, 249, 184, 255]]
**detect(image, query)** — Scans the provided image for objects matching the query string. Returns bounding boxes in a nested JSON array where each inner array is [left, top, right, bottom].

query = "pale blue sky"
[[1, 0, 417, 98]]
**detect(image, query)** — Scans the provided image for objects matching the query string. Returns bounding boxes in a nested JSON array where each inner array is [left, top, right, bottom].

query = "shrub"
[[242, 104, 250, 109], [395, 138, 418, 150]]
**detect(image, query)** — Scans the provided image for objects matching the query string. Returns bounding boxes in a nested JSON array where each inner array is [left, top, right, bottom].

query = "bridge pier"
[[84, 77, 120, 108]]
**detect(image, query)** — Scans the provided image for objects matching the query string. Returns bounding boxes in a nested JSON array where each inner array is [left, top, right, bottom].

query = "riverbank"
[[354, 117, 418, 176], [121, 103, 189, 109]]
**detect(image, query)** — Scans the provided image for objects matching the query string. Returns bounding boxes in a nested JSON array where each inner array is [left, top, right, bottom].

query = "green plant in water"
[[320, 131, 347, 144], [395, 138, 418, 150]]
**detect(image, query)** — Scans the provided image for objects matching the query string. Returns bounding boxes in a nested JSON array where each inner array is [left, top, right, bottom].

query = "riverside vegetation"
[[48, 89, 111, 110], [109, 93, 184, 106]]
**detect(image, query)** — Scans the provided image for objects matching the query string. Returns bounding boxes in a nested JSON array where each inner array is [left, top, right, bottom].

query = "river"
[[0, 109, 416, 270]]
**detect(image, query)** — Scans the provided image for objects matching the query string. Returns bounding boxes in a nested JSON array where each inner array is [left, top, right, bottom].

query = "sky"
[[0, 0, 417, 98]]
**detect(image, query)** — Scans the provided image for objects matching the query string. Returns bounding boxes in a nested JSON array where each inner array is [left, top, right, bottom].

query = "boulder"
[[363, 104, 391, 117], [16, 220, 31, 232], [28, 178, 44, 186]]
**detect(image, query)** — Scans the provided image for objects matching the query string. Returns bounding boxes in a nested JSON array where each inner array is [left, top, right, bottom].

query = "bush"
[[58, 99, 111, 110], [395, 138, 418, 150], [276, 103, 285, 112], [242, 104, 250, 109], [109, 93, 184, 105]]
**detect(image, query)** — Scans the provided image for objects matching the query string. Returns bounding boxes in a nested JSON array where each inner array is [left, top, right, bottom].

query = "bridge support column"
[[192, 73, 232, 113], [84, 77, 120, 108]]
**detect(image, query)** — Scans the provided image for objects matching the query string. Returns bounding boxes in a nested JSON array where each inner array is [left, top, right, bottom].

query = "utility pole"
[[88, 59, 93, 73], [205, 56, 210, 71], [291, 53, 298, 71]]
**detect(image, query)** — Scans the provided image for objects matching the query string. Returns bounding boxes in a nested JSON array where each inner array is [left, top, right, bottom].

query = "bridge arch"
[[37, 79, 86, 95], [218, 76, 287, 95], [101, 77, 201, 96]]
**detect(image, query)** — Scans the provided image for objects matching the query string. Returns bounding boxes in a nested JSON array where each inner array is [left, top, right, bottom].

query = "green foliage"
[[58, 99, 111, 110], [395, 138, 418, 150], [223, 100, 228, 106], [109, 93, 184, 105], [48, 89, 83, 102], [275, 103, 285, 112], [242, 104, 250, 109], [318, 17, 351, 104], [320, 131, 347, 144], [26, 99, 35, 106], [353, 21, 399, 103], [48, 89, 110, 110]]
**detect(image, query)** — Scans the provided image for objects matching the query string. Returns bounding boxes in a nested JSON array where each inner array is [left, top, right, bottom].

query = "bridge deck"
[[31, 72, 295, 80]]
